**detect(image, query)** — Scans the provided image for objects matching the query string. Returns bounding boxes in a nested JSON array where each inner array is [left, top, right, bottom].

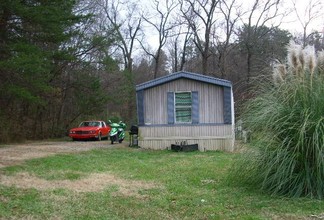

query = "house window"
[[175, 92, 192, 123]]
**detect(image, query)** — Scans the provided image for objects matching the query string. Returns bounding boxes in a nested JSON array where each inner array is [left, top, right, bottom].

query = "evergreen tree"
[[0, 0, 88, 141]]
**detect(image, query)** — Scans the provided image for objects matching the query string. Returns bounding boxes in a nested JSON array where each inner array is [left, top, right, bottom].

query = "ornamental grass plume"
[[229, 42, 324, 199], [304, 45, 317, 78], [272, 63, 286, 85], [275, 43, 317, 83], [287, 41, 303, 77], [317, 50, 324, 73]]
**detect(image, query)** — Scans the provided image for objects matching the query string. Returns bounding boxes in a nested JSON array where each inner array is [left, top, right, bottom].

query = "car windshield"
[[79, 121, 100, 127]]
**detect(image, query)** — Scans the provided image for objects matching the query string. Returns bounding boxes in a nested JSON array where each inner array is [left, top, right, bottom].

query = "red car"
[[69, 121, 111, 141]]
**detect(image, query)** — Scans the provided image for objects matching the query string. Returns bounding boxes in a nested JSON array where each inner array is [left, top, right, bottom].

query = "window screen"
[[175, 92, 192, 123]]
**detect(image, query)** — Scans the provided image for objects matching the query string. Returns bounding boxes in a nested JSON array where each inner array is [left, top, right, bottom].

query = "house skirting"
[[138, 137, 234, 152], [138, 125, 235, 152]]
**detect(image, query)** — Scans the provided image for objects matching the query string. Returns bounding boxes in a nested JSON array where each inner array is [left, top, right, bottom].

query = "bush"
[[230, 42, 324, 199]]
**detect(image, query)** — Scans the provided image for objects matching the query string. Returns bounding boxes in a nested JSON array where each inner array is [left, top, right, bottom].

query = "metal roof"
[[136, 71, 232, 91]]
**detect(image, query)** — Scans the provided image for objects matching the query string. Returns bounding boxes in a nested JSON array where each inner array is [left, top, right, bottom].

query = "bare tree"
[[239, 0, 285, 85], [291, 0, 323, 47], [87, 0, 144, 122], [95, 0, 143, 73], [211, 0, 244, 78], [167, 21, 192, 72], [141, 0, 179, 78], [180, 0, 220, 75]]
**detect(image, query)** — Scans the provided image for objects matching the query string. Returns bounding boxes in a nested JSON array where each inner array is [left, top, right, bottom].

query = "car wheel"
[[97, 133, 102, 141]]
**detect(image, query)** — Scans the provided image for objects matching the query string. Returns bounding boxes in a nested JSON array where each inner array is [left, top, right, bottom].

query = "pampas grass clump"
[[230, 42, 324, 199]]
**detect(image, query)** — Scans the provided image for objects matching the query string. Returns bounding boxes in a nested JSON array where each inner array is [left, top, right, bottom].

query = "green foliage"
[[67, 69, 109, 122], [238, 25, 292, 61], [230, 43, 324, 199], [0, 0, 110, 141], [0, 0, 92, 142], [108, 116, 122, 123], [104, 68, 137, 123], [238, 25, 292, 72]]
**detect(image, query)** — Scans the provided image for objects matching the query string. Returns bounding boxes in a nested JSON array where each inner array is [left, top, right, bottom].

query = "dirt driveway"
[[0, 140, 161, 197], [0, 140, 125, 168]]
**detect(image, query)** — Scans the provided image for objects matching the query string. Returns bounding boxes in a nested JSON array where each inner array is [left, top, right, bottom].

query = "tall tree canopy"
[[0, 0, 100, 141]]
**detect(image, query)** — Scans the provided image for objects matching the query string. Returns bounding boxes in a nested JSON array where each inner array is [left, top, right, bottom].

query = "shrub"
[[230, 42, 324, 199]]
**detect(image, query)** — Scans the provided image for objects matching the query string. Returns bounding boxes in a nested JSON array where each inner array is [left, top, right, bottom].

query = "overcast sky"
[[141, 0, 324, 49], [279, 0, 324, 33]]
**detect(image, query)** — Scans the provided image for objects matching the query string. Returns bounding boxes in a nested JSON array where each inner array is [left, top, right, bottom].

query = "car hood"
[[70, 126, 99, 131]]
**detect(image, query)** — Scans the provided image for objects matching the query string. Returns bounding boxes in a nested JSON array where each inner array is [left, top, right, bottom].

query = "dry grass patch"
[[0, 172, 160, 198], [0, 141, 117, 168]]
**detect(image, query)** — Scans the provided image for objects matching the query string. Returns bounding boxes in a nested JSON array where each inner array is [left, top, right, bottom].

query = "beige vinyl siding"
[[138, 125, 234, 151], [144, 78, 224, 125], [140, 125, 232, 137]]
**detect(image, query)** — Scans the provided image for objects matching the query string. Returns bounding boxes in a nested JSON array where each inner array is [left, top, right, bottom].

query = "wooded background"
[[0, 0, 323, 142]]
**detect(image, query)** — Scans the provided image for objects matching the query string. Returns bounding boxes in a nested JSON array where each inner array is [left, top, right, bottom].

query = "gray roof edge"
[[136, 71, 232, 91]]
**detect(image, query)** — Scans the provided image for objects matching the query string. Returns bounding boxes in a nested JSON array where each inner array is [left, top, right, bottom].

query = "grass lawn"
[[0, 146, 323, 219]]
